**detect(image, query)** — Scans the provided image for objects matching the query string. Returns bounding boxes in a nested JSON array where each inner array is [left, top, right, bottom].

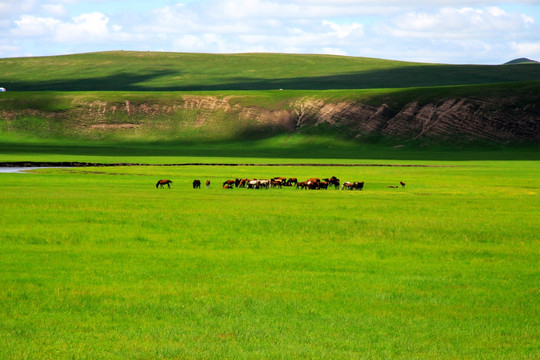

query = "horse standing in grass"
[[206, 180, 211, 188], [156, 179, 172, 189], [286, 178, 298, 186], [193, 179, 201, 189]]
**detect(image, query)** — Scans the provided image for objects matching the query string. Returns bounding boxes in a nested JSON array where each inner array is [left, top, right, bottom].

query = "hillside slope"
[[2, 51, 540, 91], [1, 82, 538, 144], [0, 52, 539, 145]]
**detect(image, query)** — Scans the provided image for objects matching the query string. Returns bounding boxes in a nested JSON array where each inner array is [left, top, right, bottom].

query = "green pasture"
[[2, 51, 540, 91], [1, 161, 538, 359]]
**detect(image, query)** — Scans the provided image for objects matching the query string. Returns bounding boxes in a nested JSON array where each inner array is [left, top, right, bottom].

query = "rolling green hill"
[[2, 51, 540, 91], [0, 52, 539, 151]]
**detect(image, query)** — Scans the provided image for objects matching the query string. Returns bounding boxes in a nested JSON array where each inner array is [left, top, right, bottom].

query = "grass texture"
[[2, 51, 540, 91], [0, 161, 538, 359]]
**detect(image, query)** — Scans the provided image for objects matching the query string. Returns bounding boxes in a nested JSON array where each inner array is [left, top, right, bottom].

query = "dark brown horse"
[[156, 179, 172, 189], [327, 176, 340, 189], [223, 179, 235, 187], [286, 178, 298, 186], [400, 181, 406, 187], [193, 179, 201, 189]]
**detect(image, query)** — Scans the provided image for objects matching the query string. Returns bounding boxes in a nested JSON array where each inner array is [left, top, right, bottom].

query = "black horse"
[[193, 179, 201, 189]]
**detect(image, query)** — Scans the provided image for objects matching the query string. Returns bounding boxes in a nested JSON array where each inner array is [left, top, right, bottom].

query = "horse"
[[341, 182, 352, 190], [222, 184, 233, 189], [238, 179, 248, 188], [341, 181, 364, 190], [400, 181, 406, 187], [193, 179, 201, 189], [206, 180, 211, 188], [319, 181, 329, 190], [156, 179, 172, 189], [328, 176, 340, 189], [286, 178, 298, 186], [223, 179, 235, 187], [296, 181, 307, 190], [353, 181, 364, 190], [271, 179, 283, 189], [247, 180, 259, 189]]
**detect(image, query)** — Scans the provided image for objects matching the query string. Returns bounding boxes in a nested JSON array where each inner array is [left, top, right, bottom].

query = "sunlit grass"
[[0, 161, 538, 359]]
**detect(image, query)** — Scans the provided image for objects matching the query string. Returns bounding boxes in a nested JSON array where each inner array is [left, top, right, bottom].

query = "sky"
[[1, 0, 539, 64]]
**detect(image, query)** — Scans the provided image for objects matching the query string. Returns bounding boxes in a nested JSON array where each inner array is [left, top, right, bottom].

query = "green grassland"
[[1, 51, 539, 358], [0, 162, 538, 359], [2, 51, 540, 91]]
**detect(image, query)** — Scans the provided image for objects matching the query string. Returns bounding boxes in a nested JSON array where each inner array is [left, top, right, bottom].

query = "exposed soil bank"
[[0, 161, 454, 168]]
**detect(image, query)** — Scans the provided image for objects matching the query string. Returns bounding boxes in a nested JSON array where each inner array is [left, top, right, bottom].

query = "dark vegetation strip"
[[0, 161, 455, 168]]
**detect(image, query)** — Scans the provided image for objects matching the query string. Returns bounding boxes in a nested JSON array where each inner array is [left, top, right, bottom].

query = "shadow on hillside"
[[9, 64, 540, 91]]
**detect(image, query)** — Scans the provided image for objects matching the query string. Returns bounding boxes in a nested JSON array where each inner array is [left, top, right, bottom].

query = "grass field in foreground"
[[0, 161, 539, 359]]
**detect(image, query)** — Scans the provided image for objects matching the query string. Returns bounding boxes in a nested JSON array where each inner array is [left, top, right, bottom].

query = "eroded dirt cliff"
[[2, 94, 538, 143]]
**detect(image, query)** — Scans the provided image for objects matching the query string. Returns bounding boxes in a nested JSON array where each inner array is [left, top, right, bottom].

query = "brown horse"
[[206, 180, 211, 188], [156, 179, 172, 189], [223, 179, 235, 187], [286, 178, 298, 186], [327, 176, 340, 189], [400, 181, 406, 187], [193, 179, 201, 189]]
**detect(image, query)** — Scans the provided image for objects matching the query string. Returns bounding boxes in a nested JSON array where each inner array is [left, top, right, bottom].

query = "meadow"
[[1, 50, 539, 359], [0, 159, 538, 359]]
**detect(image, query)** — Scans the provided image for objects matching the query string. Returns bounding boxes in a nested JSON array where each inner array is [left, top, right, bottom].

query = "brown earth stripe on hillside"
[[0, 161, 455, 168]]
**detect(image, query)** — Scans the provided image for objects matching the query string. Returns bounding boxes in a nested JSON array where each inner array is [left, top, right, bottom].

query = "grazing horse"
[[328, 176, 340, 189], [286, 178, 298, 186], [296, 181, 307, 190], [193, 179, 201, 189], [353, 181, 364, 190], [341, 181, 364, 190], [341, 182, 352, 190], [238, 179, 248, 188], [156, 179, 172, 189], [223, 179, 235, 187], [400, 181, 406, 187], [222, 184, 233, 189], [271, 179, 283, 189], [206, 180, 211, 188]]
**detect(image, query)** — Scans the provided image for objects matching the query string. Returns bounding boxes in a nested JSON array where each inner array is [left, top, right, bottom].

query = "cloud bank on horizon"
[[1, 0, 539, 64]]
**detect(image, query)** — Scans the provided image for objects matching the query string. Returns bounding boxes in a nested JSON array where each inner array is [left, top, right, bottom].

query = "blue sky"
[[1, 0, 539, 64]]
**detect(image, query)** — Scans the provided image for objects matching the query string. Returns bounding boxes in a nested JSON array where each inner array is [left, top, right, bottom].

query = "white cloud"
[[511, 41, 540, 58], [384, 7, 536, 39], [13, 15, 60, 37], [1, 0, 539, 63], [322, 20, 363, 38], [55, 12, 110, 42], [41, 4, 68, 17]]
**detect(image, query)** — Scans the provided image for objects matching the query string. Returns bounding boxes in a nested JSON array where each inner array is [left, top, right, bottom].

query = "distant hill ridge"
[[504, 58, 539, 65]]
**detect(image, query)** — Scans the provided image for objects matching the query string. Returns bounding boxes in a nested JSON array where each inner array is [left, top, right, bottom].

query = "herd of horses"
[[157, 177, 405, 190]]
